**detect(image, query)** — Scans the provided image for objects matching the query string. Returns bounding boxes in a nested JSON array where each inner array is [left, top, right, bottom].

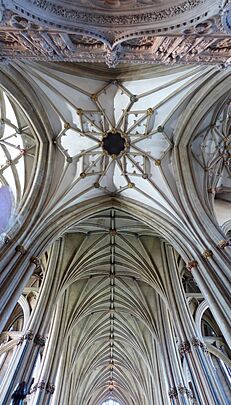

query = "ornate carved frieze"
[[0, 1, 230, 66], [10, 0, 211, 30], [0, 24, 230, 66]]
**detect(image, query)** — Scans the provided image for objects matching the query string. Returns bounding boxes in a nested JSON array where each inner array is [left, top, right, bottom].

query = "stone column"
[[156, 296, 192, 405], [31, 291, 67, 405], [186, 259, 231, 348], [0, 247, 40, 333], [162, 242, 227, 405], [0, 239, 63, 404]]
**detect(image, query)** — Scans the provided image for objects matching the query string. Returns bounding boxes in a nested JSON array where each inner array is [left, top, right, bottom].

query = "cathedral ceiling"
[[46, 209, 181, 405], [6, 63, 208, 225], [0, 61, 230, 244], [0, 3, 230, 405]]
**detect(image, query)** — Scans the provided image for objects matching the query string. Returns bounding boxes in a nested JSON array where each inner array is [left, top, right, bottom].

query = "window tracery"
[[0, 89, 36, 203]]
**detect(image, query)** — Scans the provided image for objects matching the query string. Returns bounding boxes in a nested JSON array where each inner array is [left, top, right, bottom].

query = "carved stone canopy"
[[10, 0, 221, 34], [0, 1, 230, 67]]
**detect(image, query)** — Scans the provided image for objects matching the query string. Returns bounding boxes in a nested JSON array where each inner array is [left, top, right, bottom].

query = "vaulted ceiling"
[[47, 208, 181, 405], [0, 5, 230, 403], [0, 61, 230, 242]]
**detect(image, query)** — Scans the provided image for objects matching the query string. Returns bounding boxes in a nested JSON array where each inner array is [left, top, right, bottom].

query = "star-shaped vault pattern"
[[12, 62, 212, 221], [55, 80, 171, 194]]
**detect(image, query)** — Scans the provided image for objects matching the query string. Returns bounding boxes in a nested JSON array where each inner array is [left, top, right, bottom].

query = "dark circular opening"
[[102, 131, 126, 156]]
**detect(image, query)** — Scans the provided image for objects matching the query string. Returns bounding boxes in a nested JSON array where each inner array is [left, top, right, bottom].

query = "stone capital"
[[34, 334, 46, 347], [186, 260, 198, 271], [217, 239, 231, 249], [202, 249, 213, 259], [30, 256, 40, 266], [179, 340, 191, 357], [191, 336, 208, 352], [168, 387, 178, 398], [46, 382, 55, 394], [15, 244, 26, 255]]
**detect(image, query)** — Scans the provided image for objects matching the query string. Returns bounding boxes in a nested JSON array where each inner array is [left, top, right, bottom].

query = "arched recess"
[[174, 68, 231, 247], [0, 64, 52, 249]]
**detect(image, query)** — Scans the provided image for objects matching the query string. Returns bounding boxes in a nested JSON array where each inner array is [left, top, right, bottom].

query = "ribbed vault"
[[5, 61, 224, 233], [0, 59, 230, 405], [51, 209, 171, 405]]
